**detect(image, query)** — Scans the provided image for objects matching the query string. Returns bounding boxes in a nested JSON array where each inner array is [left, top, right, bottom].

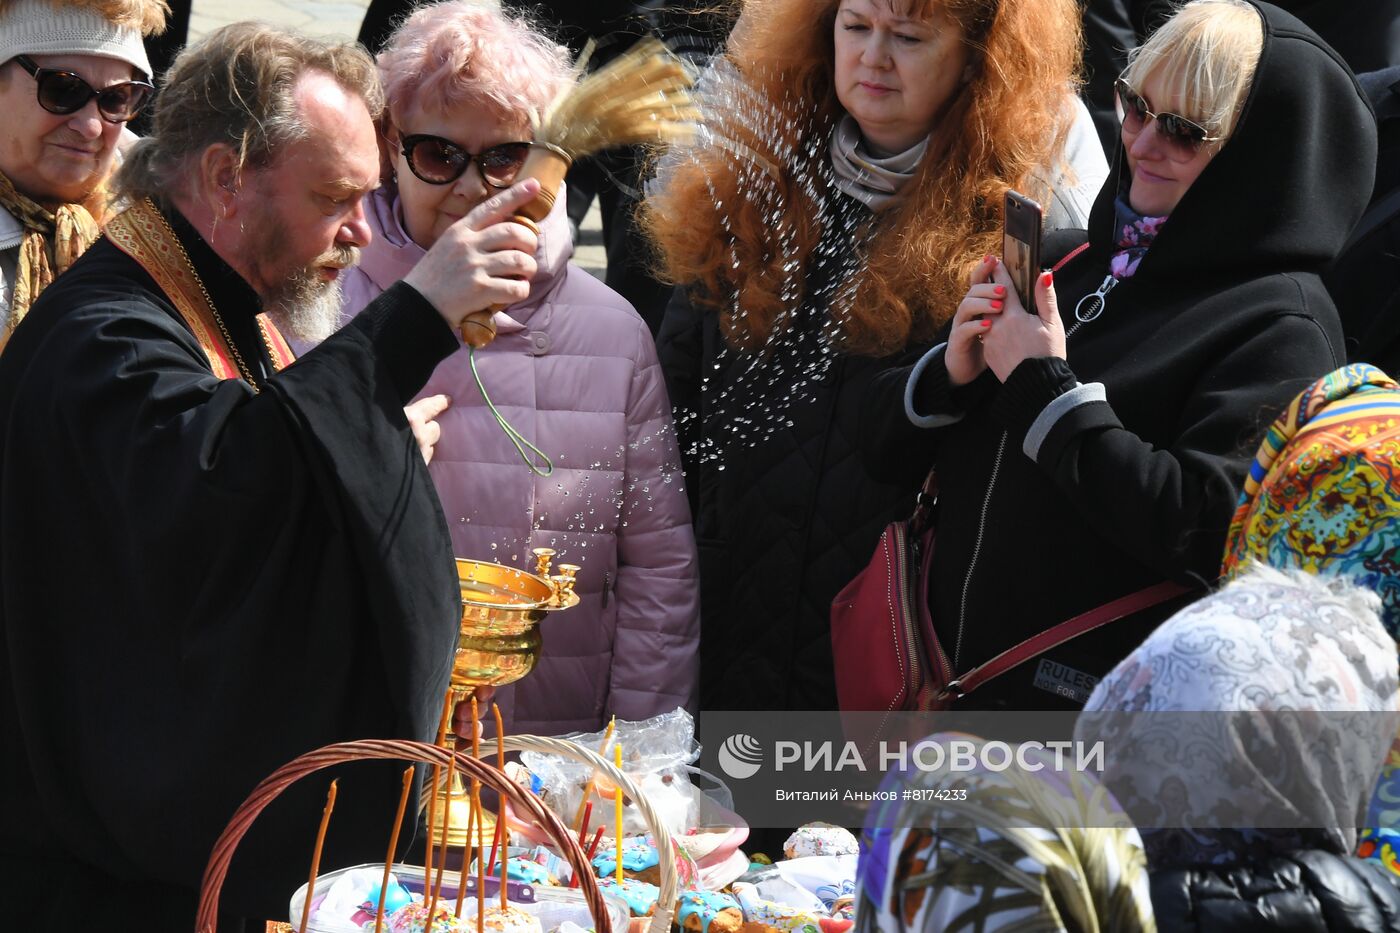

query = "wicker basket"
[[193, 739, 611, 933], [495, 735, 684, 933]]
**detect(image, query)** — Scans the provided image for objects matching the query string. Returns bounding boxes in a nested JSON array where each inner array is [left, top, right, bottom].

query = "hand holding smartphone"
[[1003, 190, 1043, 312]]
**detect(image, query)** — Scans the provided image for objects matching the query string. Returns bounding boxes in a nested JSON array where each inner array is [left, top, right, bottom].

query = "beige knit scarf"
[[829, 113, 928, 210]]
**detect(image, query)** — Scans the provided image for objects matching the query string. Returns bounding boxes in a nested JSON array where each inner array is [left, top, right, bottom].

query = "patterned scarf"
[[1108, 196, 1167, 279], [855, 734, 1154, 932], [1078, 567, 1398, 870], [1222, 363, 1400, 634], [829, 114, 927, 211], [1220, 363, 1400, 877], [0, 168, 102, 343]]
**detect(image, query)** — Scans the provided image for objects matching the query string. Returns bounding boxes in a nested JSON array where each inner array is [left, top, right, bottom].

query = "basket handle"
[[194, 738, 611, 933], [500, 735, 686, 933]]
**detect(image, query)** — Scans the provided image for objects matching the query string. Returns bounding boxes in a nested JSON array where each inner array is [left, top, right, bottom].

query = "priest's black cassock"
[[0, 204, 462, 931]]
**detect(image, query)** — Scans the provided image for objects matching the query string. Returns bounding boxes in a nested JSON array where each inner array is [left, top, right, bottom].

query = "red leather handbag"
[[831, 470, 1191, 711], [831, 471, 942, 712]]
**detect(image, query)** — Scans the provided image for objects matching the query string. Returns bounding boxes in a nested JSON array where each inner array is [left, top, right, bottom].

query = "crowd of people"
[[0, 0, 1397, 930]]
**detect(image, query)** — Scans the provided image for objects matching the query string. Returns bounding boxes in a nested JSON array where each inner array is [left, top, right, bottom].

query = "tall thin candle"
[[454, 794, 478, 919], [431, 754, 455, 906], [613, 744, 624, 886], [374, 766, 415, 933], [578, 801, 594, 848], [298, 780, 338, 933], [472, 696, 485, 933], [433, 692, 464, 905], [493, 702, 508, 912], [424, 692, 453, 884]]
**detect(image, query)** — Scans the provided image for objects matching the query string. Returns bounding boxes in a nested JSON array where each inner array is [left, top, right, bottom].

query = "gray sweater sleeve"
[[1036, 96, 1111, 232]]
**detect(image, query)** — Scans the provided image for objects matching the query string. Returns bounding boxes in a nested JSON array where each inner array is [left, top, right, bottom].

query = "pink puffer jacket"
[[337, 187, 700, 736]]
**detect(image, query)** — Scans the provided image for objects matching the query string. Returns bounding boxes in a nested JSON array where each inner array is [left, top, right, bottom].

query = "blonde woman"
[[875, 0, 1375, 709]]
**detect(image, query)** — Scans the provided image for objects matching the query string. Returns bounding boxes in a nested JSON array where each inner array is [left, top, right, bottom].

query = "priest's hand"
[[405, 394, 451, 464], [405, 179, 543, 328], [452, 685, 496, 744]]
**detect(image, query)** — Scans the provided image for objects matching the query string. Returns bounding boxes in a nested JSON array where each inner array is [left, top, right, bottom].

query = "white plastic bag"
[[522, 708, 705, 835]]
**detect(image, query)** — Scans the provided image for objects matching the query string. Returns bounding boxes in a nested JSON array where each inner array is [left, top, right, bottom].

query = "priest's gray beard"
[[262, 260, 349, 345]]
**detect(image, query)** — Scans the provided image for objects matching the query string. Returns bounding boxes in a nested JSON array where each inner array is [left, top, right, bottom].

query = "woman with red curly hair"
[[642, 0, 1104, 712]]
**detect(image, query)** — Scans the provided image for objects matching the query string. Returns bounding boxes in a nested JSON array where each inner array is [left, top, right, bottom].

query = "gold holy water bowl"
[[453, 548, 580, 689], [433, 549, 580, 850]]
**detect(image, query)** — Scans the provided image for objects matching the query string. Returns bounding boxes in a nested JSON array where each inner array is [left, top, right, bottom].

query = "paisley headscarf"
[[855, 734, 1155, 932], [1075, 567, 1399, 869]]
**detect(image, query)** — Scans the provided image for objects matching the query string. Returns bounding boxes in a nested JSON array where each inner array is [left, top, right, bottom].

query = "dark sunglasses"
[[13, 55, 153, 124], [399, 134, 533, 187], [1114, 78, 1222, 161]]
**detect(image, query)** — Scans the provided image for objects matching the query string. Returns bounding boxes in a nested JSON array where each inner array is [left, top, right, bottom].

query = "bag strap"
[[936, 579, 1193, 702], [1051, 240, 1091, 272], [910, 469, 938, 535]]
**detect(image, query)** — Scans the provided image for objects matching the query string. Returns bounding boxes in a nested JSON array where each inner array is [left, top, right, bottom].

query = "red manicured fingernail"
[[993, 285, 1006, 296], [990, 300, 1003, 311], [980, 319, 992, 327], [1040, 270, 1054, 287], [984, 253, 995, 264]]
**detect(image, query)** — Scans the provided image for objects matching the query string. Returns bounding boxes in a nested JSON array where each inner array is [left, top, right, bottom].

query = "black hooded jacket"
[[863, 1, 1376, 709]]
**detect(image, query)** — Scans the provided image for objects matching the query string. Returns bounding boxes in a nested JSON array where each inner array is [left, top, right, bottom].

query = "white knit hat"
[[0, 0, 151, 78]]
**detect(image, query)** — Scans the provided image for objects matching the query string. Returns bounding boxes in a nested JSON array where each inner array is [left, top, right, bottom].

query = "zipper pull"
[[602, 571, 611, 608], [1074, 274, 1118, 323]]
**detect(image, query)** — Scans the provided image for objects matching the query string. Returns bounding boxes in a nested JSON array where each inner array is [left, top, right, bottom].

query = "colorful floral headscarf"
[[1222, 363, 1400, 636], [1221, 363, 1400, 875]]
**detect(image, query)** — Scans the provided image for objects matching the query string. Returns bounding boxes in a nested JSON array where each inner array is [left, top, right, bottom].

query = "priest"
[[0, 22, 540, 932]]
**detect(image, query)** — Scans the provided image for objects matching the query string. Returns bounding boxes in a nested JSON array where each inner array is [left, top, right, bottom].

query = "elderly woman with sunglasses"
[[865, 0, 1377, 710], [329, 0, 700, 737], [0, 0, 164, 349]]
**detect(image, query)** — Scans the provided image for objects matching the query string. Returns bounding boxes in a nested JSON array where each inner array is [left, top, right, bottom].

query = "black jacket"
[[658, 196, 928, 711], [1331, 65, 1400, 370], [1150, 852, 1400, 931], [0, 209, 461, 929], [864, 2, 1375, 710]]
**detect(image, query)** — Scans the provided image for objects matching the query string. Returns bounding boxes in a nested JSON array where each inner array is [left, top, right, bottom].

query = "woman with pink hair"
[[339, 0, 700, 736]]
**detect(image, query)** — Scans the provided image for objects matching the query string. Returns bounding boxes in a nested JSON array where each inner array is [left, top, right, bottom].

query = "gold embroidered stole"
[[104, 199, 296, 385]]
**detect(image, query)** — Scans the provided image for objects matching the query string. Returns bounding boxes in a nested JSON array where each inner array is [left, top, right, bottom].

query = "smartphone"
[[1003, 190, 1043, 310]]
